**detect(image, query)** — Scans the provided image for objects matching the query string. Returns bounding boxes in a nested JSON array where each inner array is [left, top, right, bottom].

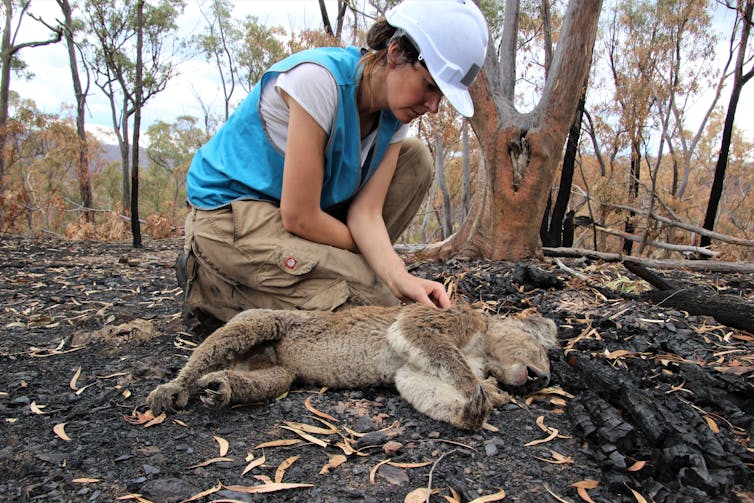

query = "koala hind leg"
[[146, 310, 287, 414], [197, 366, 295, 409], [167, 312, 285, 390], [394, 365, 491, 430]]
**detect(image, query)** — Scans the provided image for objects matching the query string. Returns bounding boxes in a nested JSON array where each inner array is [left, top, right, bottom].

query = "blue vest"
[[187, 46, 403, 210]]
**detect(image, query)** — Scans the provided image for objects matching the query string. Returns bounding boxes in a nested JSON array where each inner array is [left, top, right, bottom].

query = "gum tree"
[[423, 0, 603, 260]]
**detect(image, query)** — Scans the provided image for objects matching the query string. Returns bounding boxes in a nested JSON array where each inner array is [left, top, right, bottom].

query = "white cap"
[[386, 0, 489, 117]]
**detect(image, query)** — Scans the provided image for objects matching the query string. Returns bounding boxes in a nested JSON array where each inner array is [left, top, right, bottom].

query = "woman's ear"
[[386, 40, 404, 67]]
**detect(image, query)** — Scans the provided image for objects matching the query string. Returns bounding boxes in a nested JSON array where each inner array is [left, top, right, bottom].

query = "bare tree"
[[193, 0, 239, 121], [84, 0, 184, 246]]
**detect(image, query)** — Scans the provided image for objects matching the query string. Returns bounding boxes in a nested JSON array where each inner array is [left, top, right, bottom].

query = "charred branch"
[[543, 247, 754, 273]]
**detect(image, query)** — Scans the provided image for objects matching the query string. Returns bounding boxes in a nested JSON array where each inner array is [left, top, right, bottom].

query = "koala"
[[146, 304, 558, 430]]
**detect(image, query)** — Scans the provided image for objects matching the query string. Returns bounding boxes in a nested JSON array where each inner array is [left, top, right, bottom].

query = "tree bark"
[[541, 82, 586, 247]]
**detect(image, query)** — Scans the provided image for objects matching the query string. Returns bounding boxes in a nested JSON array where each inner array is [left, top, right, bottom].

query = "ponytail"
[[360, 18, 423, 79]]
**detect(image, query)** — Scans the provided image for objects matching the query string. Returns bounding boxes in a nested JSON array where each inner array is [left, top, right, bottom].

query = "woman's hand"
[[391, 272, 451, 309]]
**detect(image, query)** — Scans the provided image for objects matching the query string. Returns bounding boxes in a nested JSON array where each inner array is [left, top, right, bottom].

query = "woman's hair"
[[360, 18, 423, 79]]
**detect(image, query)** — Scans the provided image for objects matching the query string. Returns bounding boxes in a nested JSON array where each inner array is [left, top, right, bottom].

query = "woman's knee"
[[397, 137, 433, 188]]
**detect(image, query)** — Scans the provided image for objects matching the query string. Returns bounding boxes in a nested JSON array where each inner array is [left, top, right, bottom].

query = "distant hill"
[[86, 124, 149, 168]]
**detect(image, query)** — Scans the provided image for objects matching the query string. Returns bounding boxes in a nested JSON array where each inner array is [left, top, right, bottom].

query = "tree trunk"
[[59, 0, 93, 223], [422, 0, 602, 261], [130, 0, 144, 248], [119, 93, 131, 215], [623, 138, 641, 255], [0, 0, 13, 230], [541, 83, 586, 247], [700, 1, 752, 250], [433, 130, 453, 239], [461, 119, 471, 222]]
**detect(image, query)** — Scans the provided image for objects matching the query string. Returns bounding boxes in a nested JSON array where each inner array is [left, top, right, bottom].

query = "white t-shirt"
[[259, 63, 409, 168]]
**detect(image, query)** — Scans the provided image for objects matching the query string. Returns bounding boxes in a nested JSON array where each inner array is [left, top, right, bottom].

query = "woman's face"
[[386, 49, 444, 123]]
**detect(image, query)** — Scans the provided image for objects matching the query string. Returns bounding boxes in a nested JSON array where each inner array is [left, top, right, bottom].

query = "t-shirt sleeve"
[[275, 63, 338, 134], [391, 124, 410, 143]]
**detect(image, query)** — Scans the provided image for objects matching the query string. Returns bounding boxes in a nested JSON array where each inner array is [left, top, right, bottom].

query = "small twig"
[[653, 288, 692, 307], [554, 257, 589, 281], [426, 449, 458, 503]]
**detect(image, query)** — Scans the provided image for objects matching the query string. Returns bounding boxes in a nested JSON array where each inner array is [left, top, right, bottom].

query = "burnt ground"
[[0, 235, 752, 503]]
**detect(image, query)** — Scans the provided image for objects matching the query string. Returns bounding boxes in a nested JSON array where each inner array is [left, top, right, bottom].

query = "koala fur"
[[146, 304, 558, 430]]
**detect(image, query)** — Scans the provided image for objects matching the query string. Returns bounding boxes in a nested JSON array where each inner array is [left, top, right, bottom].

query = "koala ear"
[[523, 317, 559, 349]]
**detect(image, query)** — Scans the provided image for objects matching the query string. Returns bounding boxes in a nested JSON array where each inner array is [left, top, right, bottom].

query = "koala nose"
[[527, 365, 550, 385]]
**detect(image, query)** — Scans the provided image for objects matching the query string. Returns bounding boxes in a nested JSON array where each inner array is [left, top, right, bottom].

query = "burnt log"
[[624, 262, 754, 332], [555, 351, 751, 501]]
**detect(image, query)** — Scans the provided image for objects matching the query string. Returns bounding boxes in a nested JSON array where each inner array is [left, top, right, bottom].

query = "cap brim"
[[437, 81, 474, 117]]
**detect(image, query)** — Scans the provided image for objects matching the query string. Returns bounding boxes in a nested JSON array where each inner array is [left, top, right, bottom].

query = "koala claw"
[[197, 373, 232, 409], [146, 381, 189, 414], [481, 376, 511, 407]]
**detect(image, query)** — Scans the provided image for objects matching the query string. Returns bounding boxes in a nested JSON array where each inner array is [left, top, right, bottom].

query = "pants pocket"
[[254, 244, 321, 289]]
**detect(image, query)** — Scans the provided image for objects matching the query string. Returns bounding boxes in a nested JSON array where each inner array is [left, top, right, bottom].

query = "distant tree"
[[56, 0, 93, 223], [4, 98, 84, 235], [416, 106, 465, 241], [192, 0, 241, 121], [460, 119, 472, 222], [237, 16, 287, 93], [0, 0, 61, 231], [145, 116, 207, 221], [84, 0, 185, 247], [655, 0, 726, 199]]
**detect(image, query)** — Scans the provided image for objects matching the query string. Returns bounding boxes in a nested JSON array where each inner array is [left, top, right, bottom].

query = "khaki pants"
[[184, 138, 433, 322]]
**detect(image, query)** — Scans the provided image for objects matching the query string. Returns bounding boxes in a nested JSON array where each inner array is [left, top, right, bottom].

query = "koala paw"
[[459, 382, 492, 430], [481, 376, 511, 407], [197, 372, 232, 409], [146, 381, 189, 414]]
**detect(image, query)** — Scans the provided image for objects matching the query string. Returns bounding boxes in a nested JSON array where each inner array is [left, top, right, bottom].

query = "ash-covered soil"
[[0, 235, 752, 502]]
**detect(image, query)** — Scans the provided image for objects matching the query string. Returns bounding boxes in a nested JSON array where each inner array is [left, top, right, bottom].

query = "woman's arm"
[[348, 142, 450, 308], [279, 92, 358, 252]]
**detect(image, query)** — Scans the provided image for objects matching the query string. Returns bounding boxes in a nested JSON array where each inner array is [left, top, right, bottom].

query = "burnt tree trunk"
[[623, 138, 641, 255], [541, 84, 586, 247], [700, 1, 753, 250], [421, 0, 602, 261], [130, 0, 144, 248]]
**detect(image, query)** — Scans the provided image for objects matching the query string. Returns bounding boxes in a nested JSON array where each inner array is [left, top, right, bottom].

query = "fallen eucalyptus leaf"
[[53, 423, 71, 441]]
